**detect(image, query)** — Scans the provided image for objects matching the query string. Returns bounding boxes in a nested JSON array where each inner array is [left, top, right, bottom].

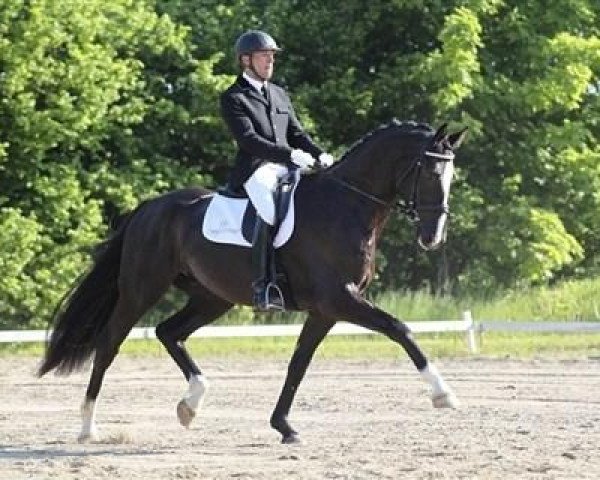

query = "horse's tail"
[[38, 212, 134, 377]]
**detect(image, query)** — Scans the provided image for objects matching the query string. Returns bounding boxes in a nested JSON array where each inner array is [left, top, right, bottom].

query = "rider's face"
[[245, 50, 276, 80]]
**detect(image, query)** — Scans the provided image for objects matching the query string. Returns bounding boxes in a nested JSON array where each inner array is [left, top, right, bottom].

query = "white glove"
[[290, 149, 316, 169], [319, 152, 334, 167]]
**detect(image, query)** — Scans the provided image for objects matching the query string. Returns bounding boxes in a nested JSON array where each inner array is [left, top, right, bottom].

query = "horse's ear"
[[433, 123, 448, 142], [447, 127, 468, 149]]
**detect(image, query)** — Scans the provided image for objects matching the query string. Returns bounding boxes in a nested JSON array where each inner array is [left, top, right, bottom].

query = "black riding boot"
[[251, 217, 285, 312]]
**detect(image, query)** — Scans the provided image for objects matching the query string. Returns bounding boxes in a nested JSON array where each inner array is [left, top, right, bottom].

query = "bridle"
[[329, 149, 455, 222]]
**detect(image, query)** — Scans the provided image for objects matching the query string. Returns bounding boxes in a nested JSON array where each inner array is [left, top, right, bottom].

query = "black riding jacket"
[[220, 75, 323, 190]]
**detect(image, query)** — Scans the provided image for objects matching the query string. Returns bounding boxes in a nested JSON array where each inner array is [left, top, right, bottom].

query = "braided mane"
[[337, 120, 433, 164]]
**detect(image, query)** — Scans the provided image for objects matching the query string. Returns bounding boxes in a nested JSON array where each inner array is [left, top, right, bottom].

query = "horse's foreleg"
[[156, 294, 232, 428], [419, 363, 458, 408], [324, 285, 459, 409], [271, 313, 335, 444]]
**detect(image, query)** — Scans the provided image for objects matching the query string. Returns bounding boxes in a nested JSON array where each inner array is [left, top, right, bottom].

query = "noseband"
[[398, 150, 454, 222], [331, 150, 454, 222]]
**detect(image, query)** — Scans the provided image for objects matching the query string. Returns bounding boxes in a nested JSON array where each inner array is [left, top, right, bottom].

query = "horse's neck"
[[316, 163, 394, 238], [330, 148, 395, 201]]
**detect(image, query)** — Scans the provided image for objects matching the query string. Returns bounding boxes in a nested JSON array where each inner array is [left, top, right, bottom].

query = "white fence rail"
[[0, 314, 476, 350], [1, 311, 599, 354], [476, 321, 600, 333]]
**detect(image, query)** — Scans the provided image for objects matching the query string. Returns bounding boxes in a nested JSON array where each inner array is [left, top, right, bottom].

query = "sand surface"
[[1, 355, 599, 479]]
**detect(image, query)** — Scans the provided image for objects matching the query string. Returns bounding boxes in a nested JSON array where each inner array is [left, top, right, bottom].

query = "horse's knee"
[[392, 319, 411, 335]]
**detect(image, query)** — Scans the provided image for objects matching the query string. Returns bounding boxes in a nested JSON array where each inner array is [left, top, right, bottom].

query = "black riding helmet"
[[234, 30, 281, 60]]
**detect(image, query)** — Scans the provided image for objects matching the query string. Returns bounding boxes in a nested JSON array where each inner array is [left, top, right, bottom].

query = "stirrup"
[[254, 282, 285, 312]]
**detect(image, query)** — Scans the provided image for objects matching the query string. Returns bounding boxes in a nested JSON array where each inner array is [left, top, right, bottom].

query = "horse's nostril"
[[418, 236, 433, 251], [418, 231, 445, 251]]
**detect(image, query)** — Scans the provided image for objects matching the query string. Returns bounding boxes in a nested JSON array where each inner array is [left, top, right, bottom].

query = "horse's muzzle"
[[417, 215, 448, 251], [417, 235, 444, 251]]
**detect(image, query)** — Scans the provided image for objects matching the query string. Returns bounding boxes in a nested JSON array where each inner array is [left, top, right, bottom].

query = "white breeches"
[[243, 163, 289, 225]]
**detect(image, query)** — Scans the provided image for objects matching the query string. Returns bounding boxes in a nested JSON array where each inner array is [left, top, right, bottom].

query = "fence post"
[[463, 310, 477, 354]]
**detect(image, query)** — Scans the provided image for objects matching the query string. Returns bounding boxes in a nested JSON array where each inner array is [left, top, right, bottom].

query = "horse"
[[38, 120, 467, 444]]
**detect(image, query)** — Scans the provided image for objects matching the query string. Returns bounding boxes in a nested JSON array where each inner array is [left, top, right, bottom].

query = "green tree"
[[3, 0, 600, 328], [257, 0, 600, 293], [0, 0, 225, 326]]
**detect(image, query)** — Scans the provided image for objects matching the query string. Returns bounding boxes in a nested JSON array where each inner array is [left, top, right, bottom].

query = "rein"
[[327, 150, 454, 222]]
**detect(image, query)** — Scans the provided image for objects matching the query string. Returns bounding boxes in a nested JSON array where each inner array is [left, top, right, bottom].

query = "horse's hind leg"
[[155, 287, 232, 428], [79, 299, 145, 442], [79, 277, 173, 442], [270, 313, 335, 443]]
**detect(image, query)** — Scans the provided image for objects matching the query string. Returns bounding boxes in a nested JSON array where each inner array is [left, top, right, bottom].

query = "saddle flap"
[[202, 170, 302, 249]]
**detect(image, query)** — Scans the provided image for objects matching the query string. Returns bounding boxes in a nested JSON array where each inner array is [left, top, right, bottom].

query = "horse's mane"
[[336, 119, 434, 165]]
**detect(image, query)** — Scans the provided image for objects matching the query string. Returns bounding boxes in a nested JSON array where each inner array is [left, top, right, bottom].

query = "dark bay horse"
[[39, 120, 467, 444]]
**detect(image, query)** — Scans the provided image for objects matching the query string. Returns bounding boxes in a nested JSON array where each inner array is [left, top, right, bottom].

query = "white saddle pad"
[[202, 176, 301, 249]]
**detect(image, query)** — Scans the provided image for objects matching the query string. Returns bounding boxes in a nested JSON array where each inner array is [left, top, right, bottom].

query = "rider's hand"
[[290, 149, 316, 169], [318, 152, 334, 168]]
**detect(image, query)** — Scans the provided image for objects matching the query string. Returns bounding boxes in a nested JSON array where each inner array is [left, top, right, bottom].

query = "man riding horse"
[[220, 30, 334, 312], [38, 30, 467, 445]]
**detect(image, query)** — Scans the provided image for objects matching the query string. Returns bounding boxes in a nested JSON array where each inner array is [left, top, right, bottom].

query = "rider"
[[220, 30, 334, 312]]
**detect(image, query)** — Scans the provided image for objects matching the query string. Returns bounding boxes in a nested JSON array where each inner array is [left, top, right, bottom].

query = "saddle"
[[202, 170, 300, 248]]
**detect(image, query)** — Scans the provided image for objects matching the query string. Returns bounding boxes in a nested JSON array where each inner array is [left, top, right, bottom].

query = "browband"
[[424, 151, 455, 161]]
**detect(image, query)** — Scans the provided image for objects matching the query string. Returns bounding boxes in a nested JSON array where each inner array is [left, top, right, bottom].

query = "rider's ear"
[[240, 54, 251, 68], [433, 123, 448, 143], [447, 127, 468, 149]]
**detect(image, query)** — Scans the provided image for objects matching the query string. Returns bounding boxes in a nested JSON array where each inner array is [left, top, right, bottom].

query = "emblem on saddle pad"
[[202, 171, 300, 248]]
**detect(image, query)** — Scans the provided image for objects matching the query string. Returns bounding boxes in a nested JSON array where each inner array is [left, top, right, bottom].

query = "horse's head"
[[404, 124, 467, 251], [328, 120, 466, 251]]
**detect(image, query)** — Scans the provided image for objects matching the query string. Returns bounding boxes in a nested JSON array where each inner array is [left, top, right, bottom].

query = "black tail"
[[38, 213, 133, 377]]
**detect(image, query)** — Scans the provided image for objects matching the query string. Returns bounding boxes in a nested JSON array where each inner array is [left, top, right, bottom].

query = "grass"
[[374, 277, 600, 322], [211, 277, 600, 326], [3, 332, 600, 361]]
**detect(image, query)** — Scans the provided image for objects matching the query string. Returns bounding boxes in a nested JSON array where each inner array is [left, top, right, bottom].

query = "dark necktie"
[[261, 85, 268, 101]]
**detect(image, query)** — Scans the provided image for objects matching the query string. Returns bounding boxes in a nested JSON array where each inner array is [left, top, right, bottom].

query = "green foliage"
[[0, 0, 218, 328], [463, 201, 583, 289], [419, 7, 483, 113], [470, 277, 600, 321], [2, 0, 600, 328], [0, 208, 41, 326], [375, 276, 600, 323]]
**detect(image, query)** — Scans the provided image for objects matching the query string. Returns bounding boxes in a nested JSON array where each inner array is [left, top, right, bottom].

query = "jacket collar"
[[242, 71, 266, 92], [237, 75, 270, 106]]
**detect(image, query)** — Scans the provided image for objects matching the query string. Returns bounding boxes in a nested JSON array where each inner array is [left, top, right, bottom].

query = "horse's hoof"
[[281, 433, 301, 444], [432, 391, 460, 409], [177, 399, 196, 428]]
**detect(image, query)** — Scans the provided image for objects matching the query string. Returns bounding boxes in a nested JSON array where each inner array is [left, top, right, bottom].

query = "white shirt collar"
[[243, 71, 267, 93]]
